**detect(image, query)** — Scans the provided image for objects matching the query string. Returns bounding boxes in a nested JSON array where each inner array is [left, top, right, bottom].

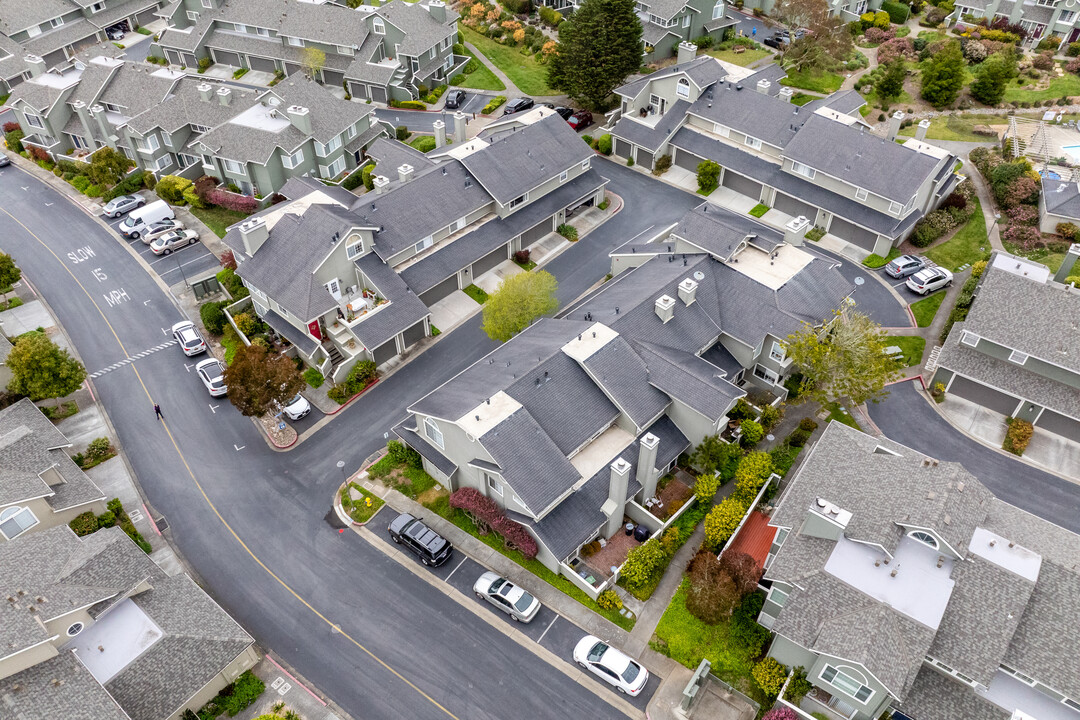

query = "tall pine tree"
[[547, 0, 643, 110], [920, 40, 965, 109]]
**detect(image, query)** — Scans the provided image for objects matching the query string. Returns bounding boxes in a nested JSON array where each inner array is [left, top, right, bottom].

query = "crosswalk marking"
[[88, 340, 178, 379]]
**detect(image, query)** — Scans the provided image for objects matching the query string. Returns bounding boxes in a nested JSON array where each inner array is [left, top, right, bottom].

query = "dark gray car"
[[388, 513, 453, 567], [884, 254, 927, 279]]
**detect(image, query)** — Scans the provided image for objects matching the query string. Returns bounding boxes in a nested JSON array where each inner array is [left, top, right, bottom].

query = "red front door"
[[308, 319, 322, 341]]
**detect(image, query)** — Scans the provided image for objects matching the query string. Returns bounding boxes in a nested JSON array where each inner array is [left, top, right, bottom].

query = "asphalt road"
[[103, 210, 221, 287], [807, 246, 912, 328], [868, 380, 1080, 535], [0, 157, 697, 720]]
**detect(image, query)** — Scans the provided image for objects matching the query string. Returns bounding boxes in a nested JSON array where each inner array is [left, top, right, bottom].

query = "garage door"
[[774, 192, 817, 221], [402, 320, 427, 348], [183, 53, 198, 68], [637, 148, 654, 168], [674, 148, 701, 172], [249, 55, 277, 73], [323, 70, 345, 87], [521, 218, 552, 245], [285, 62, 302, 76], [613, 138, 630, 159], [722, 171, 763, 202], [212, 49, 242, 67], [350, 82, 368, 100], [948, 376, 1021, 417], [472, 245, 508, 277], [419, 275, 459, 306], [828, 216, 878, 252], [1035, 409, 1080, 443], [373, 339, 398, 366], [371, 86, 388, 103], [136, 7, 158, 26], [166, 49, 184, 66]]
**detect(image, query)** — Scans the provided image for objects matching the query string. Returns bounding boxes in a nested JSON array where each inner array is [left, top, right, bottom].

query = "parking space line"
[[148, 246, 209, 266], [537, 615, 558, 645], [445, 556, 467, 582], [156, 254, 216, 274]]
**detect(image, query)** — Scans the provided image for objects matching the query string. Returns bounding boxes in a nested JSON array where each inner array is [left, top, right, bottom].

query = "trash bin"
[[634, 525, 651, 542], [625, 522, 635, 536]]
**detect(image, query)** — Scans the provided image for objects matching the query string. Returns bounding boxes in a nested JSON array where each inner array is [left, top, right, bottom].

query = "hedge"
[[156, 175, 193, 204], [482, 96, 507, 113], [881, 0, 910, 24], [391, 99, 427, 110], [199, 300, 228, 335]]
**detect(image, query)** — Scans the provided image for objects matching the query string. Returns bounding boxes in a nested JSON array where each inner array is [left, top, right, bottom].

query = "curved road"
[[0, 159, 699, 720]]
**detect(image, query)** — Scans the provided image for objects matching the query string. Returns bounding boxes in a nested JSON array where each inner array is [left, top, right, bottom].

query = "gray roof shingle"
[[1042, 177, 1080, 219], [375, 0, 457, 56], [393, 418, 457, 478], [351, 252, 430, 350], [670, 202, 783, 260], [0, 651, 131, 720], [632, 340, 744, 421], [0, 0, 74, 34], [615, 56, 726, 101], [899, 667, 1009, 720], [687, 80, 804, 148], [610, 98, 691, 153], [580, 335, 670, 430]]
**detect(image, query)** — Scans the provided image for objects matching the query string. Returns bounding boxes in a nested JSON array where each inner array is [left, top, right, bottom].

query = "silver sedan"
[[473, 572, 541, 623]]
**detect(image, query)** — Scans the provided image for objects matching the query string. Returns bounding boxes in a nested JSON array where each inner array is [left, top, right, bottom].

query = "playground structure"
[[1006, 113, 1080, 182]]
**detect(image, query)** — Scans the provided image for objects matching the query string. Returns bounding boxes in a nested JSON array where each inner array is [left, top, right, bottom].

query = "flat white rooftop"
[[569, 425, 635, 481], [561, 322, 619, 363], [992, 252, 1051, 284], [979, 670, 1080, 720], [64, 598, 163, 684], [968, 527, 1042, 582], [824, 535, 955, 629], [727, 243, 813, 291], [459, 390, 522, 438], [230, 102, 292, 132]]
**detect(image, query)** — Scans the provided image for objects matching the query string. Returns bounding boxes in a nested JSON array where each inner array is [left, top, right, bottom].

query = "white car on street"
[[573, 635, 649, 696], [473, 572, 541, 622], [279, 393, 311, 421], [905, 267, 953, 295], [171, 321, 207, 356], [195, 358, 227, 397]]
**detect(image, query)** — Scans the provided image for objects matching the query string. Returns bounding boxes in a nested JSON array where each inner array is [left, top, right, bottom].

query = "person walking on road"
[[752, 26, 756, 37], [154, 403, 163, 419]]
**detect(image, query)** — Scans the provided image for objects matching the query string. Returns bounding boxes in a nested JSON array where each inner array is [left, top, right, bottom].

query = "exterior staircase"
[[325, 343, 345, 370]]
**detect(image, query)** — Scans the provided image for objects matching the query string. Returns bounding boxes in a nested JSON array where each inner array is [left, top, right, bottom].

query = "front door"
[[308, 319, 322, 341]]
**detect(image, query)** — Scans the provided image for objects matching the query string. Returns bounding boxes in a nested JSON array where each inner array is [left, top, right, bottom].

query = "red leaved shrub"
[[27, 146, 50, 162], [449, 487, 538, 558], [220, 249, 237, 270], [2, 122, 20, 133], [1002, 223, 1041, 250], [1006, 205, 1038, 225], [207, 188, 258, 213]]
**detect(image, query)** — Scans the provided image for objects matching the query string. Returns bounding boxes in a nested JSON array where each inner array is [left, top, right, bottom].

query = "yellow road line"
[[0, 207, 460, 720]]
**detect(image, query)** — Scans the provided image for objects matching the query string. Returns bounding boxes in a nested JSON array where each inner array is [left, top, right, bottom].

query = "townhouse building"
[[759, 420, 1080, 720], [931, 248, 1080, 445], [607, 53, 962, 258], [7, 55, 386, 194], [219, 112, 606, 381], [949, 0, 1065, 44], [154, 0, 465, 103]]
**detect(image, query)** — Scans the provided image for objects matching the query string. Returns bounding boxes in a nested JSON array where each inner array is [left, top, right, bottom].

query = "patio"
[[647, 471, 694, 521], [576, 526, 641, 582]]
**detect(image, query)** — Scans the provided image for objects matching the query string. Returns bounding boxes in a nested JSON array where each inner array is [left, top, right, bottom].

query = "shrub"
[[181, 185, 205, 208], [1001, 223, 1041, 250], [686, 550, 739, 623], [340, 360, 377, 396], [729, 397, 756, 422], [539, 5, 563, 25], [652, 154, 672, 176], [482, 96, 507, 113], [361, 163, 376, 191], [69, 511, 100, 536], [391, 100, 427, 110], [1032, 52, 1054, 70], [1007, 204, 1038, 226], [788, 427, 811, 447], [194, 174, 218, 204], [97, 510, 116, 527], [86, 437, 111, 462], [449, 487, 538, 557], [342, 168, 365, 191], [1003, 417, 1033, 455], [4, 127, 24, 153], [739, 419, 764, 447], [1069, 41, 1080, 57], [690, 435, 742, 479], [621, 535, 669, 588], [931, 381, 946, 402], [718, 550, 762, 596], [217, 671, 265, 716], [206, 189, 258, 213], [752, 657, 788, 698], [783, 666, 814, 705], [882, 0, 910, 23], [232, 312, 258, 337], [411, 135, 437, 152], [449, 73, 466, 85], [873, 9, 890, 27], [597, 589, 622, 610], [696, 160, 721, 194], [71, 175, 91, 192], [704, 496, 747, 551], [303, 367, 324, 388], [396, 125, 410, 141], [200, 301, 228, 335], [513, 249, 531, 264], [156, 174, 193, 204], [85, 184, 105, 198], [387, 439, 422, 468], [730, 591, 769, 656], [557, 223, 578, 241], [217, 267, 246, 298], [758, 403, 782, 432], [694, 473, 720, 504], [597, 134, 613, 155], [735, 451, 773, 498], [799, 417, 819, 433], [1057, 222, 1079, 240], [763, 708, 800, 720]]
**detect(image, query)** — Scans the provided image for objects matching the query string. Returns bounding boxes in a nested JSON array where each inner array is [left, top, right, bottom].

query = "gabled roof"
[[687, 78, 806, 148], [580, 335, 670, 430], [351, 253, 430, 350], [615, 56, 725, 101], [0, 651, 131, 720], [375, 0, 458, 56], [670, 202, 783, 260], [124, 74, 261, 135], [0, 0, 74, 35], [631, 340, 743, 421], [1042, 177, 1080, 219]]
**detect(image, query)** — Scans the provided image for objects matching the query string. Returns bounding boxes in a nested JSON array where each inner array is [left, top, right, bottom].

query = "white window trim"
[[346, 124, 357, 140], [766, 585, 788, 607], [907, 530, 938, 548], [792, 161, 815, 180], [508, 193, 528, 209], [820, 665, 875, 704], [191, 123, 211, 134], [25, 114, 43, 129], [26, 26, 41, 38], [960, 331, 979, 347], [325, 278, 341, 298], [283, 148, 304, 169], [855, 187, 868, 201], [1061, 10, 1077, 22], [889, 200, 903, 215], [754, 364, 779, 384], [347, 241, 364, 259], [424, 417, 444, 448], [677, 77, 690, 98], [1008, 349, 1029, 365], [162, 133, 173, 148], [487, 474, 503, 497], [712, 0, 725, 18], [201, 0, 212, 7], [140, 134, 160, 153], [337, 45, 353, 55], [373, 17, 385, 35], [0, 506, 39, 540], [744, 135, 762, 150], [327, 156, 345, 178], [414, 235, 434, 253], [581, 159, 590, 170], [51, 17, 65, 28], [234, 22, 247, 32], [559, 169, 568, 182], [714, 123, 730, 137], [187, 10, 200, 21], [682, 14, 691, 27], [90, 2, 105, 13], [222, 158, 245, 175], [287, 36, 304, 47], [769, 341, 785, 363]]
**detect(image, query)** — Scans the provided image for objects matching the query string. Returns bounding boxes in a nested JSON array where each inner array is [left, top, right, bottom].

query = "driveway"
[[868, 380, 1080, 535], [806, 245, 912, 328]]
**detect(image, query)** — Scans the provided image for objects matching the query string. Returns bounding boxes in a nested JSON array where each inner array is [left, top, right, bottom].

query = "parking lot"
[[103, 212, 222, 286], [377, 532, 661, 709]]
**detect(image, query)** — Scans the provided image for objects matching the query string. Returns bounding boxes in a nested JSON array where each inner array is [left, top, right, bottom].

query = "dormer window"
[[373, 17, 385, 35], [960, 331, 979, 347], [424, 417, 443, 448], [712, 0, 725, 19], [1008, 349, 1029, 365], [677, 77, 690, 98], [908, 530, 938, 548], [744, 135, 762, 150]]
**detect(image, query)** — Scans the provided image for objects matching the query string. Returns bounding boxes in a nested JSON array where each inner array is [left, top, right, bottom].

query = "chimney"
[[216, 86, 231, 106], [603, 457, 632, 538], [676, 41, 697, 65], [197, 82, 214, 102], [654, 294, 675, 323], [756, 79, 771, 95], [373, 175, 390, 194], [636, 433, 660, 501], [454, 111, 467, 143], [24, 55, 45, 78], [887, 111, 904, 142], [239, 217, 269, 256], [286, 105, 311, 134], [71, 100, 95, 141], [427, 0, 447, 22], [677, 278, 697, 306], [1054, 243, 1080, 283], [433, 120, 446, 148], [398, 163, 414, 183], [90, 104, 117, 149], [915, 119, 930, 142], [784, 215, 810, 246], [778, 86, 794, 103]]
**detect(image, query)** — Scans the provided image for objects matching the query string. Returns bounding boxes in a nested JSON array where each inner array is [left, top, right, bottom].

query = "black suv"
[[388, 513, 453, 567]]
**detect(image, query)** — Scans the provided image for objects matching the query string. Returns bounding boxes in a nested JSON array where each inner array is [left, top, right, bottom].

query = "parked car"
[[763, 33, 787, 49], [150, 228, 200, 255], [102, 194, 145, 218], [0, 155, 10, 167], [195, 358, 227, 397], [444, 89, 466, 109], [171, 321, 207, 356], [884, 254, 927, 279], [502, 97, 535, 116], [279, 393, 311, 421], [105, 24, 126, 40], [387, 513, 453, 567], [119, 199, 175, 239], [553, 106, 574, 120], [567, 110, 593, 131], [573, 636, 649, 696], [473, 572, 541, 622], [140, 218, 185, 245], [906, 267, 953, 295]]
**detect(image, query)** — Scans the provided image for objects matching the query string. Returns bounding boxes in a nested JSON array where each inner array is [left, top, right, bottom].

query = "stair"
[[325, 343, 345, 369]]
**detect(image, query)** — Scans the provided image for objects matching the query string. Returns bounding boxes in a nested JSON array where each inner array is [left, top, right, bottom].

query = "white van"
[[119, 200, 175, 240]]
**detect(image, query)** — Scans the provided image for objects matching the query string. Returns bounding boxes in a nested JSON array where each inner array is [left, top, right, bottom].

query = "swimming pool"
[[1041, 169, 1062, 180], [1063, 145, 1080, 164]]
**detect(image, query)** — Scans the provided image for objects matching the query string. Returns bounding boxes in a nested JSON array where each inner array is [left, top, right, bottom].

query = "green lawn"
[[910, 292, 946, 327], [791, 92, 817, 106], [191, 206, 250, 238], [463, 284, 488, 304], [749, 203, 769, 218], [780, 68, 844, 94], [887, 335, 926, 367], [823, 401, 861, 430], [342, 482, 384, 523], [408, 135, 437, 152], [863, 247, 901, 269], [1002, 63, 1080, 104], [452, 46, 506, 92], [898, 115, 1000, 143], [923, 197, 991, 271], [706, 47, 771, 67], [459, 25, 554, 96], [651, 581, 769, 705], [1002, 241, 1068, 272]]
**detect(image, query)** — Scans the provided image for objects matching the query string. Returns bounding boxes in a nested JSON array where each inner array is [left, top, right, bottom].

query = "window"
[[0, 506, 38, 540], [51, 17, 65, 28], [90, 1, 105, 12], [855, 187, 868, 201], [714, 123, 730, 138], [487, 474, 503, 497], [744, 135, 762, 150], [712, 0, 725, 18], [908, 530, 938, 548], [889, 200, 903, 215], [26, 26, 41, 38], [508, 193, 527, 209], [325, 278, 341, 298], [414, 235, 434, 253], [682, 14, 690, 27], [70, 134, 87, 149], [766, 585, 788, 607], [560, 169, 568, 182], [1009, 349, 1029, 365], [222, 158, 244, 174], [791, 161, 815, 179], [316, 135, 342, 157], [753, 364, 779, 384], [346, 124, 357, 140], [102, 102, 120, 113], [201, 0, 212, 6], [178, 153, 197, 168], [282, 148, 304, 169], [139, 134, 160, 153], [67, 622, 84, 637], [769, 341, 785, 362], [373, 17, 385, 34], [1064, 698, 1080, 712], [649, 13, 678, 26], [234, 22, 247, 32], [1062, 10, 1076, 22], [153, 155, 172, 171], [162, 133, 173, 148], [326, 156, 345, 178], [677, 77, 690, 98], [429, 47, 436, 59], [191, 123, 211, 134], [257, 27, 270, 37], [347, 241, 364, 259], [287, 36, 304, 47], [820, 666, 874, 704], [424, 417, 443, 448], [25, 114, 43, 129], [337, 45, 353, 55], [960, 330, 979, 347], [187, 10, 200, 21]]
